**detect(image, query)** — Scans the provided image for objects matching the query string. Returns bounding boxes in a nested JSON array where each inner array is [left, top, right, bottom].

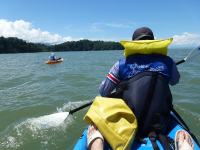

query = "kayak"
[[72, 45, 200, 149], [73, 111, 200, 150], [46, 58, 63, 64]]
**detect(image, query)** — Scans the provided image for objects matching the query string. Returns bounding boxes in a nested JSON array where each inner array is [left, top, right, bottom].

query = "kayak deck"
[[46, 58, 63, 64], [73, 112, 200, 150]]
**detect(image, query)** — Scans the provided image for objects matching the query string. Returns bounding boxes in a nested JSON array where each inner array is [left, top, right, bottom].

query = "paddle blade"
[[184, 46, 200, 62], [33, 112, 69, 128]]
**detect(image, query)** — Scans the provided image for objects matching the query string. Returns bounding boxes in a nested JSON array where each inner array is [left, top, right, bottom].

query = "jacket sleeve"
[[169, 59, 180, 86], [99, 61, 120, 97]]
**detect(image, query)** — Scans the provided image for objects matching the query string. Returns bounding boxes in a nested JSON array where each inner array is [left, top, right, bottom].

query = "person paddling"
[[99, 27, 180, 97], [50, 53, 56, 61], [97, 27, 182, 149]]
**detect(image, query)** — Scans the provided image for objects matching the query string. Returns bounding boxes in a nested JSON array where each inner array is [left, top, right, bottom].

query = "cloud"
[[0, 19, 81, 45], [92, 22, 131, 28], [172, 32, 200, 47], [1, 19, 200, 47], [89, 38, 117, 42], [105, 23, 131, 28], [89, 26, 104, 32], [65, 24, 73, 29]]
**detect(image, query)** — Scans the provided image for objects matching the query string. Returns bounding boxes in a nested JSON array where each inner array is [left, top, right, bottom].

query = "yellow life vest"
[[83, 96, 138, 150], [120, 38, 173, 57]]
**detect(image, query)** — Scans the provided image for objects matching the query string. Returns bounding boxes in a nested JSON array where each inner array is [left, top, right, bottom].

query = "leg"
[[175, 130, 194, 150], [87, 123, 103, 150]]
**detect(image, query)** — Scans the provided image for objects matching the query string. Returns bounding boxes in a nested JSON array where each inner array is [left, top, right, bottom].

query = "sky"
[[0, 0, 200, 48]]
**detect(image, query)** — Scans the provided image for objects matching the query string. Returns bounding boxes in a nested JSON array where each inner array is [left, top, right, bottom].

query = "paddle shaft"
[[69, 101, 93, 115], [69, 59, 185, 114], [69, 45, 200, 115], [176, 60, 185, 65]]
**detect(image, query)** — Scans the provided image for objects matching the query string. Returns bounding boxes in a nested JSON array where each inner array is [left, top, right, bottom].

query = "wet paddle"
[[176, 45, 200, 65], [41, 45, 200, 126], [35, 101, 93, 127]]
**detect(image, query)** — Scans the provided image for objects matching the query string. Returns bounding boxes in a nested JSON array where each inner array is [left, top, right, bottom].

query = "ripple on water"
[[1, 50, 200, 149], [0, 99, 92, 150]]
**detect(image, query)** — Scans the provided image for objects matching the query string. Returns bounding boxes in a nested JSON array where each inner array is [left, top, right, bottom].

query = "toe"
[[192, 144, 194, 149], [183, 131, 193, 148], [184, 132, 190, 144], [93, 124, 97, 130], [178, 131, 185, 148]]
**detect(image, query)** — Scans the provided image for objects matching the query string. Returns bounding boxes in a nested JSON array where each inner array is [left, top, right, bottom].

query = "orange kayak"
[[46, 58, 63, 64]]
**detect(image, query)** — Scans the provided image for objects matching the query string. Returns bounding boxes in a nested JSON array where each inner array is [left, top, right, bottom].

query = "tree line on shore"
[[0, 36, 124, 54]]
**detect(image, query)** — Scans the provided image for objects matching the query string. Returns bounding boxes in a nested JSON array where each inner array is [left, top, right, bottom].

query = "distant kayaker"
[[99, 27, 180, 97], [50, 53, 56, 60]]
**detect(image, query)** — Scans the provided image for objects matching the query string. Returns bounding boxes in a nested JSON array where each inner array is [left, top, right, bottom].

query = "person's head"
[[132, 27, 154, 41], [51, 53, 54, 55]]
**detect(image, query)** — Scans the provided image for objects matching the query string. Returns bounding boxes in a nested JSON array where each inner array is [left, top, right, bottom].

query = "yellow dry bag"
[[83, 96, 138, 150]]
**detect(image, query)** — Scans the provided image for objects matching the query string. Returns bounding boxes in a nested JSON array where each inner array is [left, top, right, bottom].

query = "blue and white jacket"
[[50, 55, 56, 60], [99, 54, 180, 97]]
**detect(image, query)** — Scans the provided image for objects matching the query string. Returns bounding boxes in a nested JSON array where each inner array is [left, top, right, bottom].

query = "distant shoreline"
[[0, 49, 124, 55], [0, 36, 124, 54]]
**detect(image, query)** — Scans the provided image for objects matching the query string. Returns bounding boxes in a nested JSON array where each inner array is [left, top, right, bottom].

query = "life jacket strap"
[[149, 113, 174, 150], [148, 131, 160, 150], [158, 134, 174, 150]]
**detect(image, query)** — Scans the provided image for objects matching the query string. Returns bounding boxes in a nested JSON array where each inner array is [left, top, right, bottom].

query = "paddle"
[[57, 58, 63, 61], [37, 101, 93, 126], [176, 45, 200, 65], [41, 45, 200, 126]]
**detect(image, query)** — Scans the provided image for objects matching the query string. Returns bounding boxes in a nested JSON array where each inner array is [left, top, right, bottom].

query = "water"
[[0, 50, 200, 149]]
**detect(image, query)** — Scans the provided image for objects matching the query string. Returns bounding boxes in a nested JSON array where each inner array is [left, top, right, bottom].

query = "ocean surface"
[[0, 49, 200, 150]]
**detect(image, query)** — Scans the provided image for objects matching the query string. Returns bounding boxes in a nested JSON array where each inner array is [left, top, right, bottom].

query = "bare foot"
[[177, 130, 194, 150], [87, 123, 103, 150]]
